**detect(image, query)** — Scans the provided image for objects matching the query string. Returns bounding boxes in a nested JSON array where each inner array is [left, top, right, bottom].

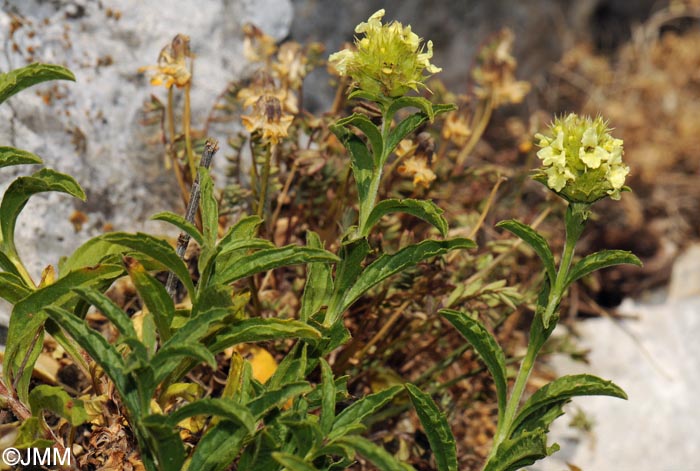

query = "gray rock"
[[538, 293, 700, 470], [0, 0, 292, 324]]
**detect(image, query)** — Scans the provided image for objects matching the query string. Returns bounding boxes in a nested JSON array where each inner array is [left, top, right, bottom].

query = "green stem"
[[485, 203, 588, 466], [256, 144, 273, 220], [183, 82, 197, 182], [358, 109, 391, 237]]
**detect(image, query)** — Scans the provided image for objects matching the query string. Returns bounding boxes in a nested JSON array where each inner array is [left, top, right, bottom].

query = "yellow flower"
[[442, 112, 472, 147], [472, 28, 531, 107], [398, 155, 436, 188], [328, 9, 441, 97], [139, 34, 192, 89], [241, 95, 293, 144], [243, 23, 277, 63], [534, 114, 630, 202], [273, 42, 308, 89]]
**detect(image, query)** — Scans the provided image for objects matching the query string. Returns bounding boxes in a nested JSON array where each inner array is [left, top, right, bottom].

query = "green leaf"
[[496, 220, 556, 286], [331, 385, 402, 434], [101, 232, 196, 297], [4, 264, 122, 403], [324, 238, 370, 326], [152, 343, 216, 375], [28, 385, 89, 426], [0, 63, 75, 105], [146, 398, 255, 432], [124, 257, 175, 340], [0, 272, 32, 303], [273, 453, 319, 471], [385, 113, 428, 159], [386, 96, 436, 122], [151, 211, 203, 246], [0, 250, 24, 278], [509, 374, 627, 436], [404, 384, 457, 471], [335, 113, 384, 164], [511, 402, 566, 438], [1, 168, 85, 254], [299, 231, 333, 323], [199, 167, 219, 248], [73, 287, 136, 339], [364, 198, 448, 237], [0, 147, 42, 169], [267, 343, 307, 389], [217, 215, 263, 247], [484, 430, 556, 471], [330, 124, 374, 210], [319, 358, 336, 435], [14, 417, 55, 449], [188, 424, 248, 471], [247, 382, 313, 419], [43, 306, 141, 416], [566, 250, 642, 287], [213, 245, 339, 286], [440, 309, 508, 419], [58, 237, 126, 275], [334, 436, 416, 471], [209, 318, 321, 353], [338, 238, 474, 316], [142, 418, 186, 471]]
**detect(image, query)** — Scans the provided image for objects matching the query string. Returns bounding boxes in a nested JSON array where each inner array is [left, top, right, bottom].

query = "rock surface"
[[537, 244, 700, 470], [0, 0, 292, 324]]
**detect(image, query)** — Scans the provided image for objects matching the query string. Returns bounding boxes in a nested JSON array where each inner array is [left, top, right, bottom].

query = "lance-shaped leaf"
[[43, 306, 141, 415], [28, 385, 89, 426], [331, 385, 402, 435], [0, 147, 42, 169], [73, 287, 136, 339], [386, 96, 436, 122], [330, 124, 374, 209], [364, 198, 448, 237], [101, 232, 196, 297], [566, 250, 642, 287], [385, 102, 455, 158], [440, 309, 508, 419], [145, 398, 255, 432], [4, 264, 122, 402], [0, 250, 24, 279], [405, 384, 457, 471], [509, 374, 627, 436], [496, 220, 556, 286], [0, 63, 75, 105], [125, 257, 175, 340], [217, 215, 263, 247], [141, 418, 186, 471], [247, 381, 312, 418], [319, 358, 336, 435], [208, 318, 321, 353], [335, 113, 384, 164], [1, 169, 85, 255], [273, 453, 320, 471], [189, 424, 248, 471], [199, 167, 219, 248], [213, 245, 339, 285], [0, 272, 31, 303], [150, 211, 203, 246], [337, 238, 474, 317], [299, 231, 333, 323], [334, 436, 416, 471], [484, 430, 557, 471]]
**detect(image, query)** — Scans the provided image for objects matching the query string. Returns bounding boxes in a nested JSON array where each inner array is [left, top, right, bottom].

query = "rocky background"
[[2, 1, 698, 470]]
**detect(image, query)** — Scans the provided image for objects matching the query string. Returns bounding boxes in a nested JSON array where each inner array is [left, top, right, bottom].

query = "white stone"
[[0, 0, 292, 324]]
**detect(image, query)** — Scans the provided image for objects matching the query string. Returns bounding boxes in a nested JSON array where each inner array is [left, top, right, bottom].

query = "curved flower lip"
[[534, 113, 630, 203]]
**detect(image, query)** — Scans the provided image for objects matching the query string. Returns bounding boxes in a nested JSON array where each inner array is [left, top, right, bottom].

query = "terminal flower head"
[[328, 9, 441, 97], [534, 113, 630, 203]]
